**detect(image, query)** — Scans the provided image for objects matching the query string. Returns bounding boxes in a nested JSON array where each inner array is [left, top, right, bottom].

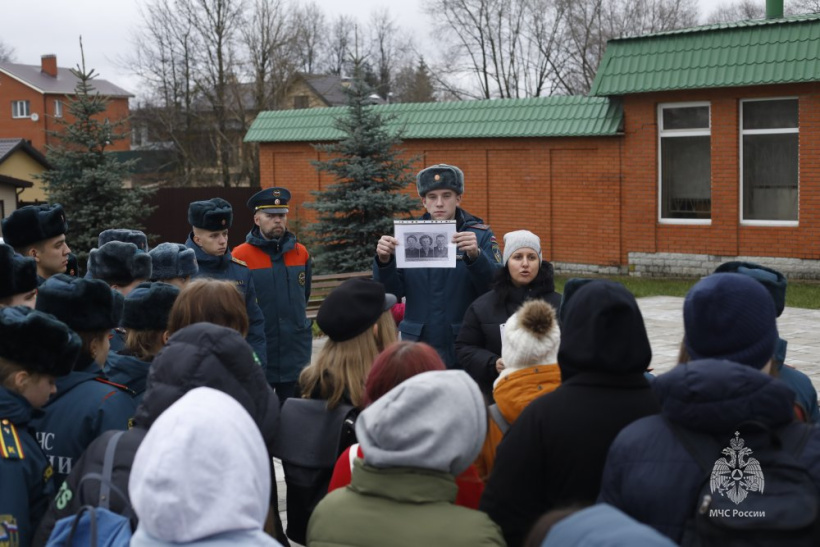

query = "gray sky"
[[3, 0, 726, 97]]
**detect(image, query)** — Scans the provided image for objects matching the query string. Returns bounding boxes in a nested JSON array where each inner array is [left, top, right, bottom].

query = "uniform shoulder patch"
[[472, 223, 490, 230], [95, 377, 137, 397], [231, 257, 248, 267], [0, 420, 25, 460]]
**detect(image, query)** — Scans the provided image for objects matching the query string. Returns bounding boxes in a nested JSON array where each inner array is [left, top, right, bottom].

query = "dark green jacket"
[[308, 460, 505, 547]]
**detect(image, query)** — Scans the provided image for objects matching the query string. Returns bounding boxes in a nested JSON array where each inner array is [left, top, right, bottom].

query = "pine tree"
[[307, 68, 418, 273], [39, 45, 154, 271]]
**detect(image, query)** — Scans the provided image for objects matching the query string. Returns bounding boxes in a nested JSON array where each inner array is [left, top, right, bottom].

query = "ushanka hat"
[[0, 244, 37, 299], [1, 203, 68, 249], [714, 261, 787, 318], [416, 164, 464, 197], [36, 274, 124, 332], [317, 278, 397, 342], [188, 198, 233, 231], [683, 273, 778, 370], [149, 242, 198, 280], [98, 228, 149, 252], [88, 241, 153, 283], [122, 282, 180, 331], [0, 306, 80, 376]]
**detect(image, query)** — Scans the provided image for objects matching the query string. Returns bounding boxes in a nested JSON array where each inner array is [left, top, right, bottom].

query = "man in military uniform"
[[186, 197, 267, 367], [0, 204, 71, 285], [374, 164, 502, 367], [233, 187, 311, 402]]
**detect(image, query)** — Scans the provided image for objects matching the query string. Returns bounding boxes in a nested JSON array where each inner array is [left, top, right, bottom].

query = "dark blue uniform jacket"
[[186, 235, 267, 368], [0, 388, 55, 547], [105, 352, 150, 407]]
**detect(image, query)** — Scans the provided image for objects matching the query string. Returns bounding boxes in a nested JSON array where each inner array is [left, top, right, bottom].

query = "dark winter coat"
[[598, 359, 820, 544], [29, 358, 136, 488], [105, 351, 151, 406], [185, 235, 267, 368], [33, 323, 284, 546], [0, 387, 56, 547], [233, 228, 312, 384], [479, 280, 660, 547], [373, 208, 502, 367], [455, 262, 562, 399]]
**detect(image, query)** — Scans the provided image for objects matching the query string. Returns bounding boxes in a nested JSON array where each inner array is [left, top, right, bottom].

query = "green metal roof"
[[590, 13, 820, 96], [244, 95, 623, 143]]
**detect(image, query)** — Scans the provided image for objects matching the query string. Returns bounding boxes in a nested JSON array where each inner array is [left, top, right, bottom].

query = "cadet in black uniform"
[[0, 244, 38, 308], [0, 306, 80, 547], [31, 275, 137, 487], [0, 204, 71, 285]]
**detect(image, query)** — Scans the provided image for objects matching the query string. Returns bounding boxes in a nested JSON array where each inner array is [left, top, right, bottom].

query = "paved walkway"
[[275, 296, 820, 544]]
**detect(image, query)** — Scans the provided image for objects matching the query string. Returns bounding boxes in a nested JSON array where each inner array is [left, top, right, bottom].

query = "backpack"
[[46, 431, 132, 547], [669, 420, 820, 547], [488, 403, 510, 435], [272, 398, 358, 545]]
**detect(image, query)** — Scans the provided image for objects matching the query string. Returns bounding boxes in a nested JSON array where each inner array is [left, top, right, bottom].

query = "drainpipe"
[[766, 0, 784, 19]]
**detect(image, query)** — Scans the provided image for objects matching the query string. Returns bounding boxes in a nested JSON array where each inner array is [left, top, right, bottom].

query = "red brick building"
[[247, 12, 820, 278]]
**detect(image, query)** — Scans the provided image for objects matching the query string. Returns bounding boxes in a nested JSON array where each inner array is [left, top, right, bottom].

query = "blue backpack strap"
[[65, 506, 98, 546], [488, 404, 510, 436]]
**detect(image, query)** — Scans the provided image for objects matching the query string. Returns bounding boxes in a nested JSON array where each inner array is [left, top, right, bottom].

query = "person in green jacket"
[[307, 368, 505, 547]]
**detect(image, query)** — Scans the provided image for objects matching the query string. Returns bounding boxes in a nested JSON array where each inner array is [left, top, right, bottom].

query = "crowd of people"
[[0, 163, 819, 547]]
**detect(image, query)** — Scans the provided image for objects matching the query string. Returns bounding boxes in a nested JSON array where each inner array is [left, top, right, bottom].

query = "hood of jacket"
[[186, 234, 232, 271], [0, 386, 35, 425], [130, 387, 271, 543], [244, 227, 296, 260], [133, 322, 279, 451], [557, 280, 651, 379], [654, 359, 796, 433], [493, 365, 561, 423], [356, 370, 485, 476], [543, 504, 676, 547]]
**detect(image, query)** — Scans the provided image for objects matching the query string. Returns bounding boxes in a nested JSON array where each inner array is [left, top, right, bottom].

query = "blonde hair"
[[300, 310, 397, 409], [124, 329, 165, 362]]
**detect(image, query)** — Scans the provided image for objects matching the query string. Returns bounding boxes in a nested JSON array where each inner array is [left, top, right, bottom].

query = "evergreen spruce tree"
[[307, 68, 418, 273], [39, 46, 154, 271]]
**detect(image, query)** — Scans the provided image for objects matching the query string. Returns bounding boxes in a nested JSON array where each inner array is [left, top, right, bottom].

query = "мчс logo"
[[710, 431, 765, 505]]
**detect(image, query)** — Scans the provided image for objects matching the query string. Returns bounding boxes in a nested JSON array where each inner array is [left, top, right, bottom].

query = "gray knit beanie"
[[503, 230, 542, 265]]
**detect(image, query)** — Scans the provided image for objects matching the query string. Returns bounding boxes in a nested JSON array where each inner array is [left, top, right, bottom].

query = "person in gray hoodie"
[[307, 369, 505, 547], [129, 386, 282, 546]]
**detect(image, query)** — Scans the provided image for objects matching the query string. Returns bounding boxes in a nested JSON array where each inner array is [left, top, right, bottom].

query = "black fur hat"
[[148, 242, 198, 280], [1, 203, 68, 249], [0, 306, 80, 376], [122, 282, 180, 330], [98, 228, 149, 252], [88, 241, 153, 284], [36, 274, 124, 332], [714, 261, 787, 318], [0, 244, 37, 299], [416, 164, 465, 197], [188, 198, 233, 231]]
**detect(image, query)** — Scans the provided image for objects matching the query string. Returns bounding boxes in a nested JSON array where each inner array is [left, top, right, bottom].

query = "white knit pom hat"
[[498, 300, 560, 385]]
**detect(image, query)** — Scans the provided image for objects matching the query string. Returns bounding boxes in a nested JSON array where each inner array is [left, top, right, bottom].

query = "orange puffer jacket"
[[474, 365, 561, 480]]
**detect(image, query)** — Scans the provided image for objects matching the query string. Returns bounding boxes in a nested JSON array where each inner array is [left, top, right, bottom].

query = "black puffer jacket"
[[33, 323, 285, 545], [455, 261, 561, 400]]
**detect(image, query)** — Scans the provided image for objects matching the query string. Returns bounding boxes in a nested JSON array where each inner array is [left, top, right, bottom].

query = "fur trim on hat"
[[99, 228, 149, 251], [122, 282, 180, 331], [88, 241, 153, 284], [188, 198, 233, 231], [0, 244, 37, 298], [416, 164, 464, 197], [36, 274, 124, 332], [149, 242, 198, 280], [0, 306, 80, 376], [1, 203, 68, 249], [498, 300, 560, 386]]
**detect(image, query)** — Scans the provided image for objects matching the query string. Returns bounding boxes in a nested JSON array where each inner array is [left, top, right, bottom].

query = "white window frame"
[[740, 97, 799, 227], [657, 101, 712, 225], [54, 99, 63, 118], [11, 100, 30, 119]]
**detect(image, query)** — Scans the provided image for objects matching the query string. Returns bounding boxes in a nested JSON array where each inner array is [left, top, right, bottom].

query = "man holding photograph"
[[374, 164, 502, 367]]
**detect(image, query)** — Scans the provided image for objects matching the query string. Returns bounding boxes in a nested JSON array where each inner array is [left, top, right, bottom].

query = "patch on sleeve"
[[0, 514, 19, 545], [0, 420, 24, 460], [490, 237, 502, 264], [299, 271, 306, 287]]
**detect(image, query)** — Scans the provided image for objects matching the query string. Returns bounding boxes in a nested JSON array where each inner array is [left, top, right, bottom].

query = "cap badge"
[[274, 199, 281, 205], [221, 219, 226, 226], [434, 174, 441, 181], [273, 190, 281, 197]]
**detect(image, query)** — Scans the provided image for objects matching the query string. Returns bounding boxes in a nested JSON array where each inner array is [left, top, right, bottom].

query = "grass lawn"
[[554, 275, 820, 310]]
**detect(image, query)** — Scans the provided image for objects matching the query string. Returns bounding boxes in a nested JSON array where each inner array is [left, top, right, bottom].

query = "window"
[[54, 100, 63, 118], [293, 95, 309, 109], [658, 103, 711, 222], [11, 100, 30, 118], [741, 98, 798, 224]]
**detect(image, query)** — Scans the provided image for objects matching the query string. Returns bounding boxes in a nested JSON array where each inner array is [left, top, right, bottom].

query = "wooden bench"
[[307, 271, 372, 320]]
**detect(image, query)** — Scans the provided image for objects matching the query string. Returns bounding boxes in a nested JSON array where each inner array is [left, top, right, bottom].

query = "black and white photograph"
[[394, 220, 457, 269]]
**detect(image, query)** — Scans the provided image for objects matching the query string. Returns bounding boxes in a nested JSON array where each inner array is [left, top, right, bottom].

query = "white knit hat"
[[503, 230, 542, 265], [498, 300, 560, 385]]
